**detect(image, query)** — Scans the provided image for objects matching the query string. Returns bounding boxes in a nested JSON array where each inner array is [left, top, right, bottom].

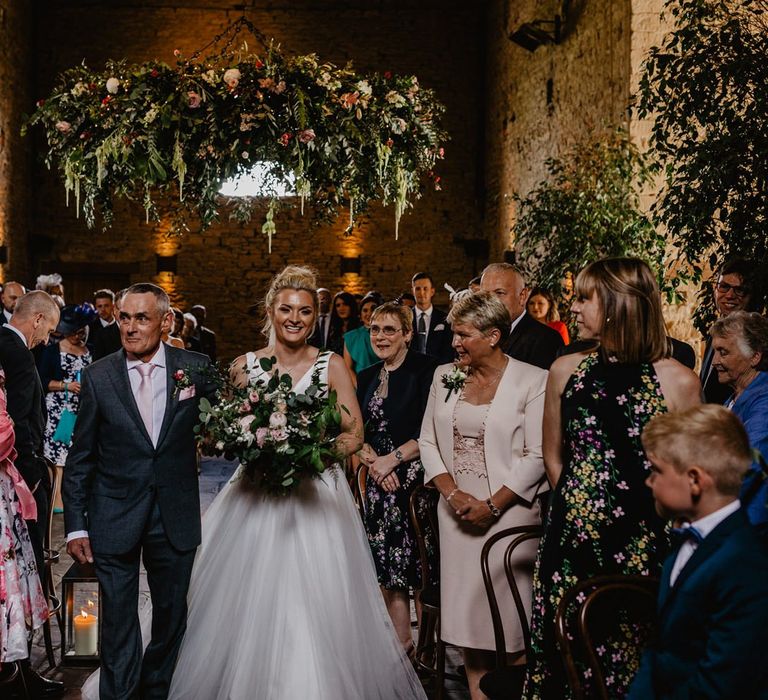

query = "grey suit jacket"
[[63, 346, 217, 555]]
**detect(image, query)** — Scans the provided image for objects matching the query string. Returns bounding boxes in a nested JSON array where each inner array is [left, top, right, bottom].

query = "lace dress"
[[524, 354, 669, 699], [166, 351, 426, 700], [438, 399, 540, 652], [1, 385, 48, 662]]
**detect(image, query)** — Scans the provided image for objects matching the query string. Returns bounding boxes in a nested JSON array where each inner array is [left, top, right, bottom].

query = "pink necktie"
[[135, 363, 155, 438]]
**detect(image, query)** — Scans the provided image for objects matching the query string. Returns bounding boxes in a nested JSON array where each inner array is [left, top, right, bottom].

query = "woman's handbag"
[[52, 387, 77, 444]]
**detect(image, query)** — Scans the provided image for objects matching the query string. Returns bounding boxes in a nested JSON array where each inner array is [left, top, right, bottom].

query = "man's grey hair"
[[123, 283, 170, 315], [12, 290, 61, 320], [481, 262, 527, 285]]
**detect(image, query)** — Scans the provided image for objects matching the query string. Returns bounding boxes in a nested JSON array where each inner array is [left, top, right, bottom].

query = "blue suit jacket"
[[628, 509, 768, 699]]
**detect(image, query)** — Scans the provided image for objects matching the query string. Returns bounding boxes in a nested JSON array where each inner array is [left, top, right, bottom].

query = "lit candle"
[[74, 602, 98, 656]]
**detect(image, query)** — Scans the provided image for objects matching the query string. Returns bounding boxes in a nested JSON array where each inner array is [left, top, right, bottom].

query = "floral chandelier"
[[24, 17, 447, 249]]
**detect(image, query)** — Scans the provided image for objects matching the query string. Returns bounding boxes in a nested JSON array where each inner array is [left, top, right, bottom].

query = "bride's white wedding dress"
[[84, 351, 420, 700]]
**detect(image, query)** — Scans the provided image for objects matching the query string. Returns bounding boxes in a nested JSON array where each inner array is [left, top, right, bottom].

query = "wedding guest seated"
[[1, 282, 25, 324], [411, 272, 455, 364], [38, 303, 96, 513], [0, 370, 61, 697], [420, 291, 548, 699], [36, 273, 65, 307], [480, 262, 563, 370], [327, 291, 360, 357], [526, 286, 569, 345], [190, 305, 217, 361], [700, 258, 764, 404], [628, 404, 768, 699], [165, 308, 186, 349], [308, 287, 332, 349], [396, 292, 416, 309], [357, 301, 437, 657], [709, 310, 768, 532], [344, 292, 384, 380]]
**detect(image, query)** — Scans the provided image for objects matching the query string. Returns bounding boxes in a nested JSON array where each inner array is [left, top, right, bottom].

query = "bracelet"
[[485, 497, 502, 518], [446, 487, 459, 503], [62, 381, 68, 391]]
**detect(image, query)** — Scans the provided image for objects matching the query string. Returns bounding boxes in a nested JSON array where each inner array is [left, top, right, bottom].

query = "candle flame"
[[87, 600, 95, 608], [80, 609, 89, 619]]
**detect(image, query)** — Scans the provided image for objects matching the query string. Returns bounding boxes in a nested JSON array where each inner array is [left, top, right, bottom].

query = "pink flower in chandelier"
[[298, 128, 316, 143], [55, 120, 72, 134], [187, 91, 202, 108], [340, 91, 359, 109], [278, 132, 292, 147]]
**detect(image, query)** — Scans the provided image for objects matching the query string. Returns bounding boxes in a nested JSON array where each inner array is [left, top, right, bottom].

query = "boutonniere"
[[441, 364, 468, 402], [173, 369, 193, 398]]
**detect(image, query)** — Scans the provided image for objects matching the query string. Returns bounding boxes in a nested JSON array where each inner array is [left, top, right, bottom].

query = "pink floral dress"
[[1, 379, 49, 663]]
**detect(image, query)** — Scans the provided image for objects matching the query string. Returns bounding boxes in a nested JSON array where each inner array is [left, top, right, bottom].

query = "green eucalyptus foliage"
[[514, 129, 666, 301], [637, 0, 768, 332]]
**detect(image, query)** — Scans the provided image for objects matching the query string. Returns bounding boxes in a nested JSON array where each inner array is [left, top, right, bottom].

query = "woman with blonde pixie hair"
[[420, 290, 548, 699], [524, 257, 701, 699]]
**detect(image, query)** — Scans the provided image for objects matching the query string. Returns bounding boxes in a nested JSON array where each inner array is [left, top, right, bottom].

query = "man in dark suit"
[[480, 263, 563, 370], [628, 405, 768, 699], [89, 288, 122, 360], [64, 283, 217, 700], [308, 287, 332, 349], [190, 304, 217, 361], [1, 280, 26, 324], [411, 272, 455, 364], [0, 290, 64, 697], [700, 259, 761, 404]]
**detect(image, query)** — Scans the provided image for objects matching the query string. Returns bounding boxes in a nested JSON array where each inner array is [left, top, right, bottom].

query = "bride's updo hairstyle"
[[262, 265, 318, 338]]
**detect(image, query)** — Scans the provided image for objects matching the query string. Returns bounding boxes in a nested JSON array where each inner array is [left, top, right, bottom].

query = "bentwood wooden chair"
[[555, 574, 659, 700], [353, 462, 368, 518], [0, 661, 29, 699], [41, 459, 64, 668], [408, 484, 463, 699], [478, 525, 543, 700]]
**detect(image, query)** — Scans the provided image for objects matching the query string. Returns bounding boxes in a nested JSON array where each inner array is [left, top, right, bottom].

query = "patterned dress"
[[524, 353, 669, 699], [1, 386, 49, 662], [43, 350, 91, 464], [363, 383, 427, 590]]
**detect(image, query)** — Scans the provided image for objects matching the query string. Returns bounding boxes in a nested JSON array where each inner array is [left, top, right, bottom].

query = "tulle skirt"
[[167, 465, 425, 700]]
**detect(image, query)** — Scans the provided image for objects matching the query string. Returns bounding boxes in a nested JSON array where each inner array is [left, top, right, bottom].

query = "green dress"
[[344, 325, 378, 372]]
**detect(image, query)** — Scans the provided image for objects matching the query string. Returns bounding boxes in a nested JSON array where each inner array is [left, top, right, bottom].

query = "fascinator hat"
[[55, 302, 99, 336]]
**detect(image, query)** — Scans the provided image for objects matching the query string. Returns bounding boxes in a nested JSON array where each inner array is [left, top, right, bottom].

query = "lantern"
[[61, 561, 101, 665]]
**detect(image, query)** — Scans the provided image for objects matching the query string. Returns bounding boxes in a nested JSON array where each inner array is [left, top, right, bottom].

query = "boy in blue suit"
[[628, 404, 768, 699]]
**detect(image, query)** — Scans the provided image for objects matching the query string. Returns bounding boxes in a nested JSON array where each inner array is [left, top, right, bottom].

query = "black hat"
[[56, 303, 98, 336]]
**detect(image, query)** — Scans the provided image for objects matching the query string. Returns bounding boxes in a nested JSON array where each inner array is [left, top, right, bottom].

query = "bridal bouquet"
[[196, 357, 344, 495]]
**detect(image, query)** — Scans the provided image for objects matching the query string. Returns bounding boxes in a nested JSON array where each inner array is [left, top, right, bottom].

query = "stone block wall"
[[26, 1, 487, 359], [0, 0, 33, 283]]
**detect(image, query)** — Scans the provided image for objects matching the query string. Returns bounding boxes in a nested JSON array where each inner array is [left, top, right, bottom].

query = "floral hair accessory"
[[441, 364, 468, 402]]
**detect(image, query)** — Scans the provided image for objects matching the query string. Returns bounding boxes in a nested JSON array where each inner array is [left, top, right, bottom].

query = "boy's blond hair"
[[641, 405, 752, 496]]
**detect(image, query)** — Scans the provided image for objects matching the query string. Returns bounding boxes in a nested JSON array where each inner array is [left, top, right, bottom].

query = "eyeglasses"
[[369, 325, 403, 337], [715, 281, 751, 298]]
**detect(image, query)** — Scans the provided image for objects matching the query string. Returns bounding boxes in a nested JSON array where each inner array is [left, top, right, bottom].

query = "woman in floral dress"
[[0, 370, 49, 668], [524, 258, 701, 699], [38, 304, 95, 512], [356, 301, 437, 656]]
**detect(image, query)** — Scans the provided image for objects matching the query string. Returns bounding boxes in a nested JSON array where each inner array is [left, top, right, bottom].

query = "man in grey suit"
[[63, 283, 217, 700]]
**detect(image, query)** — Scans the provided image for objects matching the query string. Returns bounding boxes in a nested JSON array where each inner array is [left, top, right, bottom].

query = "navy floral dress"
[[524, 353, 669, 699], [357, 351, 438, 591]]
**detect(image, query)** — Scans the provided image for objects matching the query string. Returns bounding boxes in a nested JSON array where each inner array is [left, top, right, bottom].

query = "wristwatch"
[[485, 498, 502, 518], [394, 449, 404, 464]]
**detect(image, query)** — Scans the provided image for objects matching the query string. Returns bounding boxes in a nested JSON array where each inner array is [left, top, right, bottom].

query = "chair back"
[[555, 574, 659, 700], [354, 462, 368, 517], [408, 483, 440, 597], [480, 525, 542, 669]]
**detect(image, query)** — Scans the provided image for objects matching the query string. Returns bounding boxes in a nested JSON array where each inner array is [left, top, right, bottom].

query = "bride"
[[163, 266, 425, 699]]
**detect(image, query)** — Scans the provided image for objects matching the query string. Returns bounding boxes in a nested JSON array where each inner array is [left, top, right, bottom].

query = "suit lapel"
[[660, 511, 743, 614], [156, 346, 179, 449], [108, 351, 154, 446], [657, 553, 675, 611]]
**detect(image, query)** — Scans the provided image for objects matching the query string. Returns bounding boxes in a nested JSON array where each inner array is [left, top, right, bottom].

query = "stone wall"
[[0, 0, 33, 282], [27, 1, 487, 359]]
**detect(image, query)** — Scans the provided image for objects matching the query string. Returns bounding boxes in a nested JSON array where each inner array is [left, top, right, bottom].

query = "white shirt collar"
[[125, 341, 167, 370], [100, 316, 115, 327], [416, 305, 433, 319], [690, 499, 741, 539], [510, 309, 527, 333], [3, 323, 28, 348]]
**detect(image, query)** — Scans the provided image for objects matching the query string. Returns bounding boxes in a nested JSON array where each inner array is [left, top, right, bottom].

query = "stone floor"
[[30, 457, 469, 699]]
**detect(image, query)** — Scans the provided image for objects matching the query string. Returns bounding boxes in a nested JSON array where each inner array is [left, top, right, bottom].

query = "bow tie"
[[670, 525, 704, 547]]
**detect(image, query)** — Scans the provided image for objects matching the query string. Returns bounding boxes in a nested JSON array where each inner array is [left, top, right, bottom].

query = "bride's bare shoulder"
[[229, 352, 256, 388]]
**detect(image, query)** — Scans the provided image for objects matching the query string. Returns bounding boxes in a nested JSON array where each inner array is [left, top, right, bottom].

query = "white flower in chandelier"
[[71, 81, 87, 97], [143, 107, 159, 124], [391, 118, 408, 135], [106, 77, 121, 94], [223, 68, 241, 88], [202, 69, 218, 86], [386, 90, 407, 107], [55, 120, 72, 134]]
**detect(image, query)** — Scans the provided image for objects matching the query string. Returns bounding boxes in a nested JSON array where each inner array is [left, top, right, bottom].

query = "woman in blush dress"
[[167, 267, 426, 700], [419, 291, 549, 700]]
